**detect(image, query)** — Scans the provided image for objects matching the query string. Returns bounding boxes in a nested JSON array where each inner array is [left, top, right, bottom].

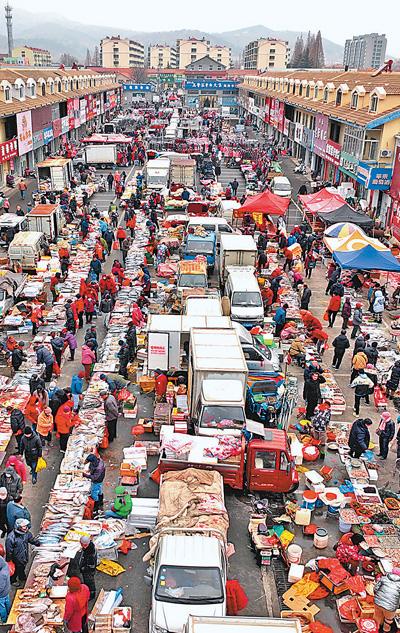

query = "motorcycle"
[[294, 162, 307, 174], [23, 167, 35, 178]]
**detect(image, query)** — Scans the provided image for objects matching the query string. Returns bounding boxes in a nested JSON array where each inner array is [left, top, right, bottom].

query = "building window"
[[4, 87, 10, 101], [314, 86, 319, 99], [299, 85, 303, 96], [30, 83, 35, 97], [305, 85, 310, 98], [351, 92, 358, 109], [370, 94, 378, 113], [323, 87, 328, 102], [336, 89, 342, 106]]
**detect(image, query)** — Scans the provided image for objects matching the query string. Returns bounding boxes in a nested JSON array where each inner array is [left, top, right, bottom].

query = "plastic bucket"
[[287, 544, 303, 564], [314, 528, 329, 549], [339, 517, 352, 533], [302, 490, 318, 510]]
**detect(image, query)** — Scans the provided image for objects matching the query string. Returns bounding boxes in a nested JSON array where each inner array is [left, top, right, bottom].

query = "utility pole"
[[5, 3, 13, 57]]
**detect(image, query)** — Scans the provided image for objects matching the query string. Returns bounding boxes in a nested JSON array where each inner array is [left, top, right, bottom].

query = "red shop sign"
[[0, 138, 18, 163], [390, 146, 400, 201], [325, 140, 341, 166]]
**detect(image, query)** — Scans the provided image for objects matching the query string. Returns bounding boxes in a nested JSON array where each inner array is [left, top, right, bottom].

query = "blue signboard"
[[43, 125, 54, 145], [184, 80, 238, 90], [356, 161, 392, 190], [123, 83, 153, 92]]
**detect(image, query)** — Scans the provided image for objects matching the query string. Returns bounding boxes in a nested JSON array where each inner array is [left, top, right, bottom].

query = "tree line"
[[290, 31, 325, 68]]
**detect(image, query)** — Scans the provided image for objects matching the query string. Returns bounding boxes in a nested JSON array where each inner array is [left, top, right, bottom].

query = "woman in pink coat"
[[81, 342, 96, 381]]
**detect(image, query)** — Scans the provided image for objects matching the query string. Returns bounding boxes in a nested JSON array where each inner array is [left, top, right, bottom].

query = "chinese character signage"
[[0, 138, 18, 163], [61, 117, 69, 135], [314, 114, 329, 158], [184, 81, 238, 90], [43, 125, 53, 145], [52, 119, 62, 138], [16, 111, 33, 156], [302, 127, 314, 151], [278, 102, 285, 132], [357, 161, 392, 189], [390, 147, 400, 201], [264, 97, 270, 124], [123, 83, 153, 92], [79, 99, 86, 125], [325, 140, 341, 166], [67, 99, 75, 131], [294, 122, 303, 144]]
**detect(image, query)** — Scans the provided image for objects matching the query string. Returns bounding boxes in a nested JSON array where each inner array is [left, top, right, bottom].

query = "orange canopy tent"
[[235, 191, 290, 219]]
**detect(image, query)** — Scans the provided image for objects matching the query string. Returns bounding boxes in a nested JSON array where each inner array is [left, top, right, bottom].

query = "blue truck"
[[183, 232, 217, 273]]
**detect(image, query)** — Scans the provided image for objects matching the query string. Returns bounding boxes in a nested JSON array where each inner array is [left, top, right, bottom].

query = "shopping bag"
[[36, 456, 47, 472], [113, 240, 119, 250], [323, 310, 329, 321]]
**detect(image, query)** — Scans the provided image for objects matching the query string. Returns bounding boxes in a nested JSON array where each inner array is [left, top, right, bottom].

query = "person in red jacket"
[[63, 577, 90, 633], [84, 297, 96, 324], [327, 294, 342, 328], [154, 370, 168, 402], [116, 226, 127, 248], [75, 294, 85, 329]]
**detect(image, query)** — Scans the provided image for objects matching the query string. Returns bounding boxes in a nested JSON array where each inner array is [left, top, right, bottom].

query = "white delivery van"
[[270, 176, 292, 198], [8, 231, 47, 270], [187, 217, 235, 244], [224, 267, 264, 328], [146, 158, 171, 190]]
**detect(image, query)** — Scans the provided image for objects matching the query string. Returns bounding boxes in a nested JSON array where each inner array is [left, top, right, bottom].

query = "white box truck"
[[36, 157, 73, 191], [146, 158, 171, 190], [170, 156, 196, 188], [27, 204, 66, 241], [219, 234, 257, 285], [185, 616, 303, 633], [83, 144, 117, 167], [189, 328, 248, 436], [146, 469, 228, 633]]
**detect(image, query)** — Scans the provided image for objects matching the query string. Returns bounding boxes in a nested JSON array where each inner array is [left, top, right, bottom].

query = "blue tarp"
[[333, 244, 400, 271]]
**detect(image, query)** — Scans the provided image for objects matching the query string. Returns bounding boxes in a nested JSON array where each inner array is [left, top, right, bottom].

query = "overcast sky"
[[9, 0, 400, 54]]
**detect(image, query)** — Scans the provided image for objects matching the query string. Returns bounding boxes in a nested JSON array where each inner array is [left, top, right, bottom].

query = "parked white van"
[[270, 176, 292, 198], [8, 231, 47, 270], [187, 217, 235, 243], [224, 267, 264, 328]]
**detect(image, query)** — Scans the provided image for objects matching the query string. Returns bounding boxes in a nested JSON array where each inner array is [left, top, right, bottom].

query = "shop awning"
[[299, 188, 346, 214], [333, 244, 400, 271], [235, 191, 290, 218], [80, 134, 132, 144], [317, 205, 373, 228]]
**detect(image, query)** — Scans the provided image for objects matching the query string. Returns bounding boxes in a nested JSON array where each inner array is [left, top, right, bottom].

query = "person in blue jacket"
[[273, 303, 288, 338], [71, 372, 85, 412]]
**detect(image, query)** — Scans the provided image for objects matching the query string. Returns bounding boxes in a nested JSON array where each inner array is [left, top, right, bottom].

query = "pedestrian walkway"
[[218, 164, 245, 197]]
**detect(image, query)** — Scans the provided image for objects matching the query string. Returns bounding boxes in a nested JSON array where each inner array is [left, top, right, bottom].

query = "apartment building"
[[177, 37, 231, 69], [100, 36, 144, 68], [148, 44, 177, 69], [243, 39, 289, 71], [239, 69, 400, 222], [343, 33, 387, 70], [12, 45, 52, 67]]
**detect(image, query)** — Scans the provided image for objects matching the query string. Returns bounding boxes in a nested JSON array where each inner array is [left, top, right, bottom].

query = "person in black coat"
[[8, 407, 25, 454], [304, 372, 326, 420], [348, 417, 372, 458], [330, 281, 344, 297], [126, 323, 137, 360], [377, 412, 395, 460], [365, 341, 379, 367], [300, 284, 312, 310], [29, 374, 45, 395], [117, 340, 130, 379], [11, 343, 26, 372], [67, 536, 98, 600], [387, 361, 400, 399], [19, 427, 42, 485], [332, 330, 350, 370]]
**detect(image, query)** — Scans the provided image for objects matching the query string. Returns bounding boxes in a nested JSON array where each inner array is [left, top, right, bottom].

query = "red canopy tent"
[[235, 191, 290, 218], [298, 188, 346, 214]]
